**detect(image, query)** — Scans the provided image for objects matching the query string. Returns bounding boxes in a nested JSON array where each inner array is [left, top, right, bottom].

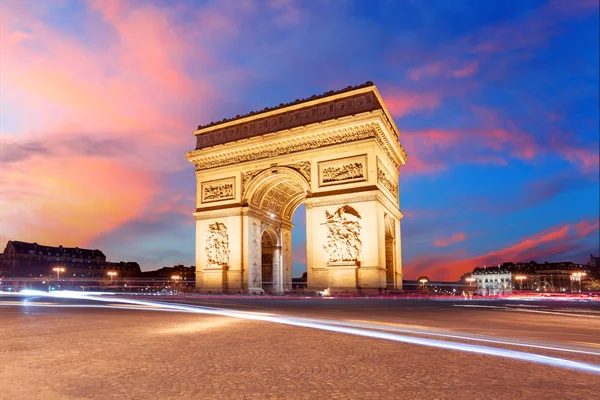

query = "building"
[[469, 260, 589, 294], [0, 240, 141, 278], [471, 267, 513, 296], [589, 254, 600, 277]]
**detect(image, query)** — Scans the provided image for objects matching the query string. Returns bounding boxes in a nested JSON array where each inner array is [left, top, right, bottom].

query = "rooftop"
[[196, 81, 375, 131]]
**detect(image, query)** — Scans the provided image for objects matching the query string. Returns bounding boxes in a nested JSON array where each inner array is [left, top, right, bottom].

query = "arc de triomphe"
[[186, 82, 407, 294]]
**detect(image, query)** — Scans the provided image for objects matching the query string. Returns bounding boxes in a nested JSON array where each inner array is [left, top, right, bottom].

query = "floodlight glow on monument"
[[185, 82, 407, 294]]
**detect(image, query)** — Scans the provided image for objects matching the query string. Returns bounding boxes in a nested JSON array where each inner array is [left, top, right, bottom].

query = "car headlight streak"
[[11, 291, 600, 375]]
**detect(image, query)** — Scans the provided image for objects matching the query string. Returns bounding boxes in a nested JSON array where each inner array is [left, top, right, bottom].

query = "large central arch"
[[186, 82, 407, 293], [244, 167, 309, 293]]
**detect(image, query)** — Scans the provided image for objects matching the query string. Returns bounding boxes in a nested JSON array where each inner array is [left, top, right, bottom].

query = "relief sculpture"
[[377, 168, 398, 199], [203, 183, 233, 201], [322, 162, 364, 183], [322, 205, 362, 262], [205, 222, 229, 266]]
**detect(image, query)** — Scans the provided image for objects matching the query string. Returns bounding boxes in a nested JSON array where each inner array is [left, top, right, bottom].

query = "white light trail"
[[7, 291, 600, 375]]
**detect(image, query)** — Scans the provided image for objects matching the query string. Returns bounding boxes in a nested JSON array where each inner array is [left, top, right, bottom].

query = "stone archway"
[[187, 82, 407, 293]]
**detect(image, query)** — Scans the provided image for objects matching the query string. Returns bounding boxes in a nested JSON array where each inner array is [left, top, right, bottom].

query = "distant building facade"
[[0, 240, 141, 278], [471, 268, 513, 296], [589, 254, 600, 276], [469, 261, 589, 294]]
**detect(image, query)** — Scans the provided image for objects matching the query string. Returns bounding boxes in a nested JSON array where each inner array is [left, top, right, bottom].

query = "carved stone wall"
[[323, 205, 362, 262], [192, 125, 379, 171], [205, 222, 230, 266], [318, 155, 367, 187], [196, 91, 381, 150], [376, 161, 398, 200], [201, 177, 235, 203], [242, 161, 310, 196], [248, 219, 262, 290]]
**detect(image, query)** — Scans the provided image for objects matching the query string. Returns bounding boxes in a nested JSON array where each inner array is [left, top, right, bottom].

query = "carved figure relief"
[[242, 161, 310, 196], [288, 161, 311, 183], [377, 167, 398, 199], [322, 205, 362, 262], [322, 162, 364, 183], [205, 222, 230, 266], [203, 183, 233, 201], [201, 178, 235, 203], [242, 169, 262, 194], [192, 126, 379, 171], [318, 155, 368, 187]]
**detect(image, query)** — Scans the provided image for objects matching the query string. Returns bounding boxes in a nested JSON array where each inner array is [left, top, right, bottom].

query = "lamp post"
[[51, 267, 65, 291], [419, 278, 428, 290], [514, 275, 526, 290], [52, 267, 65, 280], [571, 272, 586, 293], [171, 275, 181, 295], [466, 277, 475, 288], [107, 271, 117, 290]]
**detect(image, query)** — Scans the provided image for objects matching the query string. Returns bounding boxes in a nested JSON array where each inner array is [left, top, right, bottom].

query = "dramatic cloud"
[[1, 1, 597, 274], [434, 232, 466, 247], [404, 218, 599, 280]]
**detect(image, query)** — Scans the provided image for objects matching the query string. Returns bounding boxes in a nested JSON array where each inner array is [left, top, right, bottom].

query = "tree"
[[583, 278, 600, 291]]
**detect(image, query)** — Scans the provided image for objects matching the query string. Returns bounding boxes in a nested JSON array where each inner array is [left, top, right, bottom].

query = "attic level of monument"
[[193, 81, 403, 152], [196, 81, 376, 131]]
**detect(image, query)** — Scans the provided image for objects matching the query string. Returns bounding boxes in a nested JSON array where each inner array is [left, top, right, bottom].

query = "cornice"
[[188, 122, 379, 171], [187, 112, 404, 172]]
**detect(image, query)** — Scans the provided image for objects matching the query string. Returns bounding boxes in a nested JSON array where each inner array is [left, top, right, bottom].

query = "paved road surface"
[[1, 293, 599, 399]]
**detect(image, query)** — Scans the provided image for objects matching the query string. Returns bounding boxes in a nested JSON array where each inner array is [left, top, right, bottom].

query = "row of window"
[[29, 250, 96, 259]]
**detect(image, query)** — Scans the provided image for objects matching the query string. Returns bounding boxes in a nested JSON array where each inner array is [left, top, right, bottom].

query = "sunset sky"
[[1, 0, 598, 280]]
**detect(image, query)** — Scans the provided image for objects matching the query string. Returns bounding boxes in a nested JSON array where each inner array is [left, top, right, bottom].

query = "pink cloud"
[[404, 218, 598, 280], [408, 62, 445, 81], [0, 1, 242, 252], [382, 90, 441, 118], [433, 232, 466, 247], [451, 61, 479, 78]]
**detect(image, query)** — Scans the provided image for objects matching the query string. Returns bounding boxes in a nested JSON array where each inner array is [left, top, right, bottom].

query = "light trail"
[[454, 304, 600, 318], [9, 291, 600, 375]]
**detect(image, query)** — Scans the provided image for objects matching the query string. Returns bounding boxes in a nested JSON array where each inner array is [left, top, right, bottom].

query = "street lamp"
[[107, 271, 117, 282], [514, 275, 527, 290], [571, 272, 586, 293], [419, 278, 428, 290], [52, 267, 65, 280], [171, 275, 181, 295]]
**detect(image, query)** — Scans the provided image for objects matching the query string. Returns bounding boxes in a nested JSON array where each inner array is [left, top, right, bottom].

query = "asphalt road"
[[1, 293, 599, 399]]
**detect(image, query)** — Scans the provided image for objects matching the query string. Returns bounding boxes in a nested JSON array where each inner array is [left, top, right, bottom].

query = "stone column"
[[245, 216, 263, 294], [272, 246, 282, 293], [281, 227, 293, 291]]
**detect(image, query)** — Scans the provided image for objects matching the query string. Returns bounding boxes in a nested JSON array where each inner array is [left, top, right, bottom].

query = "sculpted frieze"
[[192, 125, 377, 171], [318, 155, 367, 187], [203, 183, 233, 201], [323, 205, 362, 263], [377, 166, 398, 200], [196, 91, 380, 150], [288, 161, 311, 183], [322, 162, 364, 183], [201, 177, 235, 203], [205, 222, 230, 266]]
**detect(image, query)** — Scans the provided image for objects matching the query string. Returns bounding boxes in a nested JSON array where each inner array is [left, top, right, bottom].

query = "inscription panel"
[[318, 155, 368, 187], [201, 177, 235, 203]]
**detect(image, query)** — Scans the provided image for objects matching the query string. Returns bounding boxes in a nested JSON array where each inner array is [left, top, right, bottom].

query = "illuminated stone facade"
[[186, 82, 407, 293]]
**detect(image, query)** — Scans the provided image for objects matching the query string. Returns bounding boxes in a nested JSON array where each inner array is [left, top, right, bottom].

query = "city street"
[[1, 294, 599, 399]]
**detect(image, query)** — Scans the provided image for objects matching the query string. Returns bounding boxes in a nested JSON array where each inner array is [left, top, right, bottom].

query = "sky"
[[1, 0, 598, 281]]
